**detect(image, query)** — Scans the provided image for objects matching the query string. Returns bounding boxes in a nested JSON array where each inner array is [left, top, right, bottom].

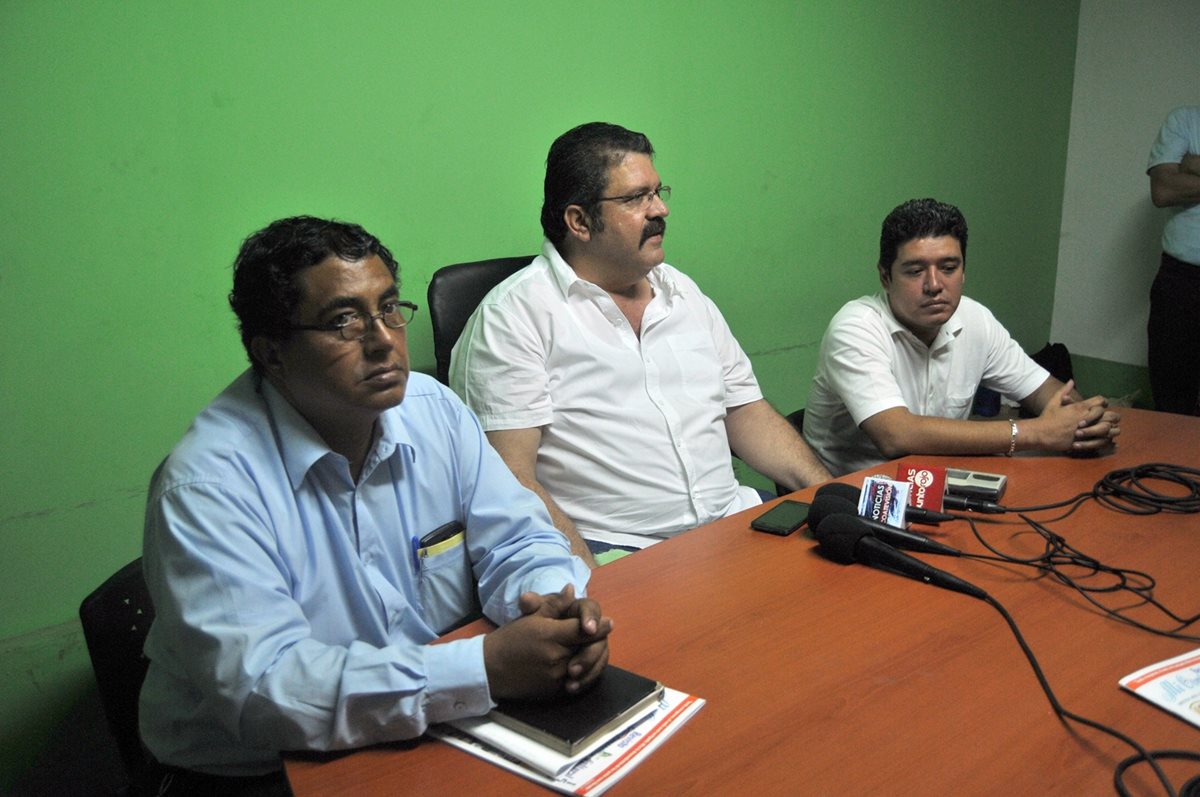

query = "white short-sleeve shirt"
[[450, 240, 764, 546], [804, 293, 1048, 476]]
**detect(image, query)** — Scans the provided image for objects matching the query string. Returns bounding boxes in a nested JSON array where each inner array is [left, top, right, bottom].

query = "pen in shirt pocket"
[[412, 521, 465, 570]]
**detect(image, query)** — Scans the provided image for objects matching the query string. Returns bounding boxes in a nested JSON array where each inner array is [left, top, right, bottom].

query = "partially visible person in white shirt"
[[1146, 105, 1200, 415], [804, 197, 1121, 477], [451, 122, 830, 565]]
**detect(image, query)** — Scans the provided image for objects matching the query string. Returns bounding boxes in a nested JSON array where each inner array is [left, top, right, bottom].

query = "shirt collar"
[[873, 292, 964, 351], [543, 238, 585, 299], [261, 378, 409, 489], [542, 237, 682, 301], [646, 260, 682, 299], [364, 404, 411, 476]]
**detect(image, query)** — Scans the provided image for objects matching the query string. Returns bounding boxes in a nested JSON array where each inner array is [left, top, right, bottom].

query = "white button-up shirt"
[[804, 293, 1048, 476], [451, 240, 763, 547]]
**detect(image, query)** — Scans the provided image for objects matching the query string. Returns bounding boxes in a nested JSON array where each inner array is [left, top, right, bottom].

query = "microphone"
[[942, 493, 1005, 514], [808, 493, 962, 556], [814, 482, 862, 502], [817, 482, 956, 525], [815, 515, 988, 600]]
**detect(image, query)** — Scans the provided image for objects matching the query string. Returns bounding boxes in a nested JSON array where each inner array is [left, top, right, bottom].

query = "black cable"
[[981, 592, 1196, 797], [1115, 752, 1200, 797], [909, 462, 1200, 791], [1002, 490, 1091, 515], [961, 514, 1200, 640], [822, 497, 1200, 793], [1093, 463, 1200, 515], [1020, 512, 1199, 631], [948, 461, 1200, 639], [997, 462, 1200, 516]]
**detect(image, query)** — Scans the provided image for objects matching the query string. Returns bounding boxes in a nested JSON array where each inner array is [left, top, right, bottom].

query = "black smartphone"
[[420, 520, 465, 547], [750, 500, 811, 536]]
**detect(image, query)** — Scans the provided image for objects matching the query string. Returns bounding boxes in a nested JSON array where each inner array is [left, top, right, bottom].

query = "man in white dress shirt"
[[804, 198, 1121, 476], [451, 122, 830, 565]]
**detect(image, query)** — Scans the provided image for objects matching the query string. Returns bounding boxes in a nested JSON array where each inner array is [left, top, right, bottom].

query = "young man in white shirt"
[[804, 197, 1121, 476]]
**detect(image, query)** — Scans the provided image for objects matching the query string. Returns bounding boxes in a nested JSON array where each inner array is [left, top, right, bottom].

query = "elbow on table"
[[867, 430, 911, 461]]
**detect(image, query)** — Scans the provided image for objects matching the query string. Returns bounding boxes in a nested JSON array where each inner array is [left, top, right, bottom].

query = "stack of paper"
[[431, 687, 704, 796]]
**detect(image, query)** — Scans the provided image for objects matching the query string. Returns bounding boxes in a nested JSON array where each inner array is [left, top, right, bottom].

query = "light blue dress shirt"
[[139, 370, 589, 775]]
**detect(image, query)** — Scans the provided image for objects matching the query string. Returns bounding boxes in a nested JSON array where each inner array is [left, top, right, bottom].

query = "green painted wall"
[[0, 0, 1083, 787]]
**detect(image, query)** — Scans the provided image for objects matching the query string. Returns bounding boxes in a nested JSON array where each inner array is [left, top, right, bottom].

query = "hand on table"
[[1033, 379, 1120, 453], [483, 584, 612, 700]]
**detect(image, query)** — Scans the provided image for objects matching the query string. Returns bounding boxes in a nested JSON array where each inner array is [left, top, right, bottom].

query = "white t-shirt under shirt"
[[804, 293, 1048, 476], [450, 240, 764, 547]]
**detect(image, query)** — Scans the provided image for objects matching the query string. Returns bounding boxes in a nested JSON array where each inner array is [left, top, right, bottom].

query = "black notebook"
[[489, 666, 664, 756]]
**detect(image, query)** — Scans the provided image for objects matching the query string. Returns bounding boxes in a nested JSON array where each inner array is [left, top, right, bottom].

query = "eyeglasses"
[[595, 185, 671, 209], [290, 300, 419, 341]]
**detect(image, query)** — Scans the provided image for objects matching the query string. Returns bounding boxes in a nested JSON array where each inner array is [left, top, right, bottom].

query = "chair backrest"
[[1020, 342, 1074, 418], [427, 256, 533, 385], [79, 558, 155, 784], [1029, 341, 1073, 384]]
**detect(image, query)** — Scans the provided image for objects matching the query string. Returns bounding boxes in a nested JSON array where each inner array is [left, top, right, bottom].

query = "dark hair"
[[540, 122, 655, 245], [878, 198, 968, 274], [228, 216, 399, 372]]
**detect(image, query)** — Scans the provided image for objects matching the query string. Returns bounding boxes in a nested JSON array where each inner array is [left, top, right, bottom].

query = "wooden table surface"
[[287, 407, 1200, 796]]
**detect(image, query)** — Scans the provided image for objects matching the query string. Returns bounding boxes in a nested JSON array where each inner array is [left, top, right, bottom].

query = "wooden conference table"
[[287, 408, 1200, 795]]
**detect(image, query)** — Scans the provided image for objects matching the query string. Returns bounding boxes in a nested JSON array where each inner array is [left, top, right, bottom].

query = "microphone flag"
[[858, 476, 910, 527], [895, 462, 947, 512]]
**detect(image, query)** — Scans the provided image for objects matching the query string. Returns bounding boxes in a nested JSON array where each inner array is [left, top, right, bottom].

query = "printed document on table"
[[430, 687, 704, 796], [1119, 646, 1200, 730]]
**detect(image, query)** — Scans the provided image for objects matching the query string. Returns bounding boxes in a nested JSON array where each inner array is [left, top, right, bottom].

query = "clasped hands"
[[1039, 379, 1121, 452], [483, 584, 612, 701]]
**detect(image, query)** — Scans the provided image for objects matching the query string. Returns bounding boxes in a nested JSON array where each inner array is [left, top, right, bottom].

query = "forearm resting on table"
[[725, 399, 832, 490], [863, 388, 1119, 459], [862, 408, 1020, 459]]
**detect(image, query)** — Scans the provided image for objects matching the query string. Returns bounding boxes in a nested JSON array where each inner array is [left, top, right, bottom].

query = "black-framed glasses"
[[290, 300, 419, 341], [595, 185, 671, 209]]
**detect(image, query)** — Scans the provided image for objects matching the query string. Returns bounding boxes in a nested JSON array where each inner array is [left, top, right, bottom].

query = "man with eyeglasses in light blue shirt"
[[139, 216, 608, 795]]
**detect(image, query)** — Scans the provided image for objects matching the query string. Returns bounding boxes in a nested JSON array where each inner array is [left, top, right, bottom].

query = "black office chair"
[[79, 558, 161, 796], [427, 256, 533, 385], [774, 408, 806, 496], [1029, 341, 1074, 384]]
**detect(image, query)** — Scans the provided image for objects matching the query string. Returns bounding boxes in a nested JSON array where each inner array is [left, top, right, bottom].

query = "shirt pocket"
[[941, 392, 977, 420], [666, 333, 724, 405], [416, 530, 480, 634]]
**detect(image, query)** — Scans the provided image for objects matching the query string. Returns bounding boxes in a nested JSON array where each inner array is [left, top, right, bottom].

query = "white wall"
[[1051, 0, 1200, 365]]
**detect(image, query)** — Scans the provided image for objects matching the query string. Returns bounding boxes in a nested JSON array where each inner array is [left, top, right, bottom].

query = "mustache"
[[640, 218, 667, 245]]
